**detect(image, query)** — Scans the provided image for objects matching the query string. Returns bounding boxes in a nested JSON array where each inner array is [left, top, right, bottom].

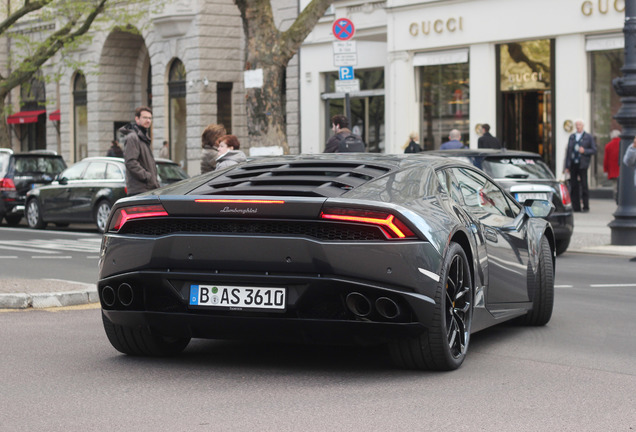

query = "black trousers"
[[569, 163, 589, 211]]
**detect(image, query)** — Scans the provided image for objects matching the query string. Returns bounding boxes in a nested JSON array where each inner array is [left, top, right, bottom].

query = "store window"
[[323, 68, 385, 153], [73, 73, 88, 161], [590, 47, 623, 188], [168, 59, 187, 169], [418, 60, 469, 150]]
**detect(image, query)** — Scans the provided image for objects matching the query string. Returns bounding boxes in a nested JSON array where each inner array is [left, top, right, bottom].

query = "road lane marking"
[[0, 244, 57, 254], [590, 283, 636, 288], [0, 256, 18, 259], [31, 256, 73, 259]]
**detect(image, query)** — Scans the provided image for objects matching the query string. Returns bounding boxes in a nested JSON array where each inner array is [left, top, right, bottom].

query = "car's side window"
[[84, 162, 107, 180], [452, 167, 515, 219], [436, 168, 464, 206], [62, 162, 88, 180], [106, 163, 124, 180]]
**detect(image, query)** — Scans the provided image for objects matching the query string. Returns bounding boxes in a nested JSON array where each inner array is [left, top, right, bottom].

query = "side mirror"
[[522, 199, 554, 219], [58, 177, 69, 185]]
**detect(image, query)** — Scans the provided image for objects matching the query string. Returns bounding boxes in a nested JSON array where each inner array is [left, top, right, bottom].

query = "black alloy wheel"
[[389, 242, 473, 371]]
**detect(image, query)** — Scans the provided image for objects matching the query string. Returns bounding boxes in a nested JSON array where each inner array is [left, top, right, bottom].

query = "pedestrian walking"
[[404, 132, 422, 153], [201, 124, 227, 173], [563, 119, 596, 212], [119, 106, 160, 195], [106, 140, 123, 158], [215, 134, 247, 170], [477, 124, 501, 149], [603, 129, 621, 202], [159, 140, 169, 159], [440, 129, 466, 149], [324, 114, 366, 153]]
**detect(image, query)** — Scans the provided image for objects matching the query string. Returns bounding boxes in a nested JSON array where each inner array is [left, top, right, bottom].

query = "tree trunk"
[[236, 0, 335, 154]]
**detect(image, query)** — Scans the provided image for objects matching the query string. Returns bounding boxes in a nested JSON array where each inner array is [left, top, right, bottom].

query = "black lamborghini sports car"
[[98, 154, 555, 370]]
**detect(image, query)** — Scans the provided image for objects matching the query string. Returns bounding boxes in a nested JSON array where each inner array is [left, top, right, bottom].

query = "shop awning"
[[6, 110, 46, 124], [49, 109, 60, 122]]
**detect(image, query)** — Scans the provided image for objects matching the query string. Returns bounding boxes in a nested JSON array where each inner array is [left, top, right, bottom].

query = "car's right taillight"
[[0, 177, 16, 192], [108, 204, 169, 232], [559, 183, 571, 207], [320, 207, 417, 240]]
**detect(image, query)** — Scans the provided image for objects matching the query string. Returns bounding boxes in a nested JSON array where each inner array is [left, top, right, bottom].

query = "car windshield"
[[14, 156, 66, 175], [157, 163, 188, 182], [481, 157, 554, 180]]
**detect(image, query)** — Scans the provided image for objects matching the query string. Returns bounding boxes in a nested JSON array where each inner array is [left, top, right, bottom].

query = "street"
[[1, 225, 635, 431]]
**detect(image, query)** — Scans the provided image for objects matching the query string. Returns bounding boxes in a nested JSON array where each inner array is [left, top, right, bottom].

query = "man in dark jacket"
[[477, 124, 501, 149], [324, 114, 365, 152], [563, 119, 597, 212], [120, 106, 160, 195]]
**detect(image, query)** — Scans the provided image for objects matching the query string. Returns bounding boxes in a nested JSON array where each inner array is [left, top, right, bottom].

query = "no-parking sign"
[[332, 18, 355, 41]]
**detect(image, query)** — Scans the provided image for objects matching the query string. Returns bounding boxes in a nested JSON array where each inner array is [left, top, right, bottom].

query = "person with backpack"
[[324, 114, 366, 153]]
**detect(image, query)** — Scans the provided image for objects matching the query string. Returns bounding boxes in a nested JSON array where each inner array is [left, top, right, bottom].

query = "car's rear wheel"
[[4, 214, 22, 226], [389, 242, 473, 371], [519, 236, 554, 326], [25, 199, 47, 229], [101, 312, 190, 356], [95, 200, 111, 234], [555, 237, 570, 256]]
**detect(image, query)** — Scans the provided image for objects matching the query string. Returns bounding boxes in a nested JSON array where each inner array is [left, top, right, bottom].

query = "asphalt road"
[[0, 252, 634, 431]]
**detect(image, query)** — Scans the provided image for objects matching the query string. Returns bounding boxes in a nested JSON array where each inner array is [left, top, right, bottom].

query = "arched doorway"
[[73, 73, 88, 161]]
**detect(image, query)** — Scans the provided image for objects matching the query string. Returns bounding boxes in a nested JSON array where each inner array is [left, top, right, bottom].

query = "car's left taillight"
[[559, 182, 572, 207], [0, 177, 16, 192], [108, 204, 169, 232], [320, 207, 417, 240]]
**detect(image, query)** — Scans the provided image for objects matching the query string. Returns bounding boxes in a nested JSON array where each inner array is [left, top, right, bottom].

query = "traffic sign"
[[333, 41, 357, 54], [335, 79, 360, 93], [339, 66, 354, 81], [332, 18, 355, 41]]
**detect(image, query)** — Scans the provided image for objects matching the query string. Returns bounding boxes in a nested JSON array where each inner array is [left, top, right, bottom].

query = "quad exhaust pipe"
[[346, 292, 401, 320], [101, 283, 134, 307]]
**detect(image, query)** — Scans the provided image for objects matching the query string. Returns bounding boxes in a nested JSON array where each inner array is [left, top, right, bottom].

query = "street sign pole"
[[345, 93, 351, 125], [332, 18, 356, 122]]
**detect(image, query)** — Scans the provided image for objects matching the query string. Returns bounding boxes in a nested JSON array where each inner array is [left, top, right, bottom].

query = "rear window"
[[157, 163, 188, 182], [14, 156, 66, 176], [481, 157, 554, 180]]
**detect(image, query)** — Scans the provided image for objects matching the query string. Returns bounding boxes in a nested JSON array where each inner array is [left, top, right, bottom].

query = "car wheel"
[[101, 312, 190, 356], [519, 237, 554, 326], [4, 214, 22, 226], [95, 200, 111, 234], [26, 199, 47, 229], [555, 237, 570, 256], [389, 242, 473, 371]]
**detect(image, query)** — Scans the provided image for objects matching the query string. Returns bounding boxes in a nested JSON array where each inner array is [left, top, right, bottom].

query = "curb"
[[0, 288, 99, 309]]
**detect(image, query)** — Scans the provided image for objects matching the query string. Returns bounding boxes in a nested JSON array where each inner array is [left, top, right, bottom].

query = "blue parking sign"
[[339, 66, 354, 80]]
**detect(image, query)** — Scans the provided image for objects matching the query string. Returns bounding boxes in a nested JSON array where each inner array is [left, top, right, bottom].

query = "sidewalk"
[[1, 198, 635, 309]]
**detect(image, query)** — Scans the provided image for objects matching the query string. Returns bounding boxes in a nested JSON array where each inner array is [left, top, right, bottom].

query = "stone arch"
[[96, 28, 149, 156], [166, 58, 187, 169]]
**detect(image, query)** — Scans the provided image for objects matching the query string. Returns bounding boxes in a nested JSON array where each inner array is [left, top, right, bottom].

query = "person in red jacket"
[[603, 129, 621, 203]]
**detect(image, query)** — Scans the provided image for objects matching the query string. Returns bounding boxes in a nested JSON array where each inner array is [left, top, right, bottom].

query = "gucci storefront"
[[300, 0, 625, 186]]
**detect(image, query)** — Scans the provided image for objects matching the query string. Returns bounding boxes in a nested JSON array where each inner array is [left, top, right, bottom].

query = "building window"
[[73, 73, 88, 161], [419, 62, 469, 150], [19, 74, 47, 151], [217, 82, 233, 133], [323, 68, 385, 153], [590, 48, 623, 188], [168, 59, 187, 169]]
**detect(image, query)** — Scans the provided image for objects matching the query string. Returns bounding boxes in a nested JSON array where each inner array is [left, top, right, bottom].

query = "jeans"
[[569, 163, 589, 211]]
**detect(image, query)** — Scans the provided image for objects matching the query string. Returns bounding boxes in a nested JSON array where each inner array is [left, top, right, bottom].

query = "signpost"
[[331, 18, 357, 121]]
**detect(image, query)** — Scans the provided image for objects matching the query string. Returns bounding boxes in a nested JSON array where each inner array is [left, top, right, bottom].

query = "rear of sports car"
[[98, 157, 449, 358]]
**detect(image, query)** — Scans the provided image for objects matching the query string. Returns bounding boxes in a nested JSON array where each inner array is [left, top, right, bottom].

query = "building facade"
[[300, 0, 625, 188], [5, 0, 300, 176]]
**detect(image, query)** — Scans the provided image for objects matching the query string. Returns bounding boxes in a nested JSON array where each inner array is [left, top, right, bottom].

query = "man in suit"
[[477, 124, 501, 149], [564, 119, 597, 212]]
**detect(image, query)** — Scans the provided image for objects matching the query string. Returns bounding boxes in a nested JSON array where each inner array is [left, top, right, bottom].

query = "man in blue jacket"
[[564, 119, 597, 212]]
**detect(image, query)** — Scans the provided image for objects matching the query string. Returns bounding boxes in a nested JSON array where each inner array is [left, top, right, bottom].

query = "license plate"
[[515, 192, 549, 203], [189, 284, 285, 311]]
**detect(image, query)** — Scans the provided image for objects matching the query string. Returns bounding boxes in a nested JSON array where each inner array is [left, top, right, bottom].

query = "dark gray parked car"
[[427, 149, 573, 255], [98, 153, 555, 371]]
